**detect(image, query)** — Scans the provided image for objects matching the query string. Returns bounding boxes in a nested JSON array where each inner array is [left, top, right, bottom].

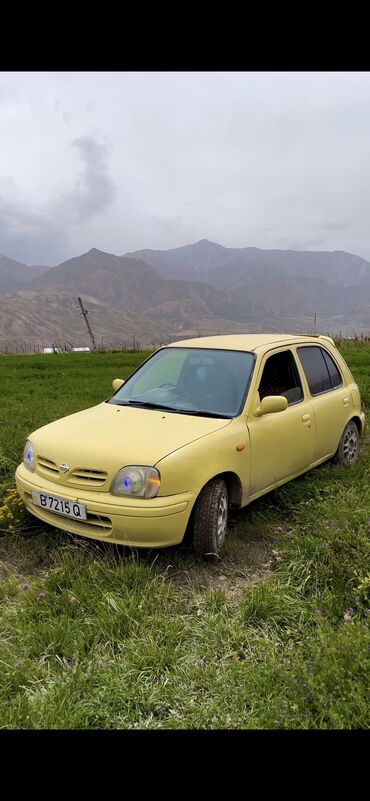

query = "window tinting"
[[258, 350, 303, 405], [321, 349, 342, 389], [297, 347, 333, 395]]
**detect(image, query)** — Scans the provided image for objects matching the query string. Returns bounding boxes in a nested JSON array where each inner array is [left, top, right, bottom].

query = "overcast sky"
[[1, 71, 370, 265]]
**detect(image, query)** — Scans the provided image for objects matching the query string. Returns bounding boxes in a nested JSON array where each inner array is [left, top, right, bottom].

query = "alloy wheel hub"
[[217, 492, 228, 545], [343, 428, 358, 462]]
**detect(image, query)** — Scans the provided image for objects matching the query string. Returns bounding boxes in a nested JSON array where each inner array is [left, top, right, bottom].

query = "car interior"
[[177, 356, 239, 413], [258, 351, 303, 405]]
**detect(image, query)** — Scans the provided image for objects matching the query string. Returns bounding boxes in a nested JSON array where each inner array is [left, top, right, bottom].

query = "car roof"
[[167, 333, 335, 353]]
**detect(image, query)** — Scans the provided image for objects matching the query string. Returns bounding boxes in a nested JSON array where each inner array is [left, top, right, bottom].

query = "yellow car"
[[16, 334, 365, 556]]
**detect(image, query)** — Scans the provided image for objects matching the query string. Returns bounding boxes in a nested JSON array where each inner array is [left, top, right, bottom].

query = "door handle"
[[302, 413, 311, 422]]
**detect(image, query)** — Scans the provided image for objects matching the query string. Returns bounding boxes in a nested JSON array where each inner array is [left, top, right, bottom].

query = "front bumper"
[[15, 463, 196, 547]]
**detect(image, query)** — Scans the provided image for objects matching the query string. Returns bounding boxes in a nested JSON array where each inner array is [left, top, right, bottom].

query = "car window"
[[321, 349, 343, 389], [128, 349, 188, 395], [258, 350, 303, 405], [110, 347, 255, 417], [297, 346, 340, 395]]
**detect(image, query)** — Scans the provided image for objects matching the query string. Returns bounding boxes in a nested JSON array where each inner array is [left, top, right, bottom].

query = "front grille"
[[68, 468, 108, 488], [37, 456, 59, 478], [36, 456, 108, 489], [85, 512, 112, 530]]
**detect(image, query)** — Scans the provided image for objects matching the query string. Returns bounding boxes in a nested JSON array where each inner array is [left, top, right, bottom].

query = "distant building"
[[43, 346, 90, 354]]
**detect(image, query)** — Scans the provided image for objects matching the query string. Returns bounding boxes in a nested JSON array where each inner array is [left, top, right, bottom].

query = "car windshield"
[[109, 347, 255, 418]]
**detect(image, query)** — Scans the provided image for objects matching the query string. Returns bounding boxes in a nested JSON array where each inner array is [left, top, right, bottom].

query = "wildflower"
[[21, 582, 29, 590], [66, 659, 73, 668], [38, 591, 46, 601], [348, 607, 354, 613], [276, 527, 283, 532], [70, 596, 77, 604], [343, 612, 352, 622], [15, 663, 20, 669]]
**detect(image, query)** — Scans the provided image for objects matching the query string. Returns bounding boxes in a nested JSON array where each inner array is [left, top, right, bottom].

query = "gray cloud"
[[61, 103, 95, 124], [0, 195, 43, 230], [318, 221, 352, 231], [51, 136, 116, 225], [257, 225, 279, 234], [2, 73, 370, 263], [0, 134, 116, 264], [0, 195, 68, 265], [148, 214, 185, 236], [278, 235, 328, 251]]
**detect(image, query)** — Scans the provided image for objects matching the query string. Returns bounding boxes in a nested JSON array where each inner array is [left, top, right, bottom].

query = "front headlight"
[[110, 466, 161, 498], [23, 440, 35, 472]]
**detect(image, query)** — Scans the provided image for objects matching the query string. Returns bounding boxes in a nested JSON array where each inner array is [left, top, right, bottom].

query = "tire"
[[192, 478, 228, 557], [334, 420, 360, 466]]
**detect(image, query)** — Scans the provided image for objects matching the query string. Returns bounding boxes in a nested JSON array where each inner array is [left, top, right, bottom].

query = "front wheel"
[[192, 478, 228, 557], [334, 420, 360, 465]]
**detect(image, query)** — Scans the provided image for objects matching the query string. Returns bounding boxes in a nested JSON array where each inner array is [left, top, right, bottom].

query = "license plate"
[[31, 491, 87, 520]]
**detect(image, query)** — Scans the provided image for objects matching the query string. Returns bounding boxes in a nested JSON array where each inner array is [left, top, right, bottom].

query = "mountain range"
[[0, 240, 369, 350]]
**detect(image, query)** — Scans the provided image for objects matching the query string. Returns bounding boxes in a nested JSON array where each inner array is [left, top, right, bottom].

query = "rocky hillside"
[[0, 254, 50, 294], [0, 241, 369, 350], [126, 240, 370, 326]]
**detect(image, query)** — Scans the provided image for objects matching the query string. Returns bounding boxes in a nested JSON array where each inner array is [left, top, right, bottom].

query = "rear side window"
[[297, 346, 342, 396], [321, 349, 343, 389]]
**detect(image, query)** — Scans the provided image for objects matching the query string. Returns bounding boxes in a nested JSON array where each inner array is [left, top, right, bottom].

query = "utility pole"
[[77, 296, 97, 351]]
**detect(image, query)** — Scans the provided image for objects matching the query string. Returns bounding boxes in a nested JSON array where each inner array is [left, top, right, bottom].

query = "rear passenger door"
[[247, 348, 315, 497], [296, 345, 348, 461]]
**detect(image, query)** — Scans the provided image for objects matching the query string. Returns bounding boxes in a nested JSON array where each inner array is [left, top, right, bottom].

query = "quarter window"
[[321, 349, 343, 389], [297, 346, 342, 395], [258, 350, 303, 405]]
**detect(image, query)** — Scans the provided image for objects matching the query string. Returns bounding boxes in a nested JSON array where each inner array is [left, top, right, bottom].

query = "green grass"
[[0, 350, 152, 490], [0, 344, 369, 729]]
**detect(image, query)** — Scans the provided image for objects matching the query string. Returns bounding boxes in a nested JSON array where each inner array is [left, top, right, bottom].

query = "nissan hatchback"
[[15, 334, 365, 556]]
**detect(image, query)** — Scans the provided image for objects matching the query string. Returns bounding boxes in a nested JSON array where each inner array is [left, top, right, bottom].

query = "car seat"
[[177, 358, 238, 414]]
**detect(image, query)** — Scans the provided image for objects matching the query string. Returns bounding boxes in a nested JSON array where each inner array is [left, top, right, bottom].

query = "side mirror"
[[112, 378, 125, 392], [255, 395, 288, 417]]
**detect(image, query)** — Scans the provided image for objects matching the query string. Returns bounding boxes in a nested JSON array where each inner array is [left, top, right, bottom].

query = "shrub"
[[0, 487, 29, 532]]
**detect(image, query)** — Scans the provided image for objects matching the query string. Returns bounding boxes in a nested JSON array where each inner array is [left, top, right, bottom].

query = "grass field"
[[0, 345, 369, 729]]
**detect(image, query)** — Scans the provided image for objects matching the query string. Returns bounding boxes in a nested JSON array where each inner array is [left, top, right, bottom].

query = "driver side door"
[[247, 347, 315, 499]]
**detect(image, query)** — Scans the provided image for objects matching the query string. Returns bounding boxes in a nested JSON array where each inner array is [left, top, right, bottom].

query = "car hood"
[[30, 401, 232, 475]]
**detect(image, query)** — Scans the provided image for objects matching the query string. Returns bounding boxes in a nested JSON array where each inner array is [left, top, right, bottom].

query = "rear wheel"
[[334, 420, 360, 465], [192, 478, 228, 557]]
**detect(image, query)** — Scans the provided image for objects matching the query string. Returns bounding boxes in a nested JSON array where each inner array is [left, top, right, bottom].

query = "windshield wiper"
[[189, 410, 231, 419], [114, 400, 231, 418], [126, 401, 180, 411]]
